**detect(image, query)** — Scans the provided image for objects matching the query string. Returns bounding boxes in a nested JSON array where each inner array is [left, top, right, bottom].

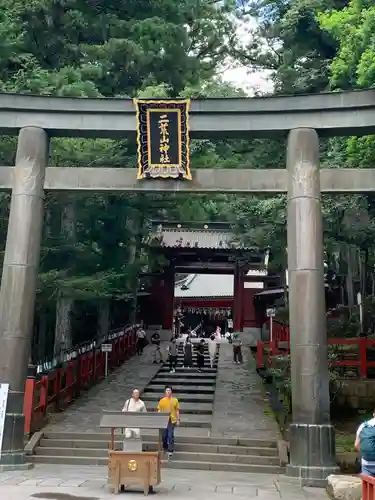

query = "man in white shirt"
[[355, 411, 375, 475], [122, 389, 147, 439], [136, 328, 147, 355]]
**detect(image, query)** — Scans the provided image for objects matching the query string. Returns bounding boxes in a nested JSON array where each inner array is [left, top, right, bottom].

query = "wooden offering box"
[[100, 411, 169, 495]]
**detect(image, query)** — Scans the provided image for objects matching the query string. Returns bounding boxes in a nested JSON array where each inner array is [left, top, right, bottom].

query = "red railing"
[[361, 474, 375, 500], [257, 337, 375, 378], [264, 319, 290, 343], [23, 325, 137, 435]]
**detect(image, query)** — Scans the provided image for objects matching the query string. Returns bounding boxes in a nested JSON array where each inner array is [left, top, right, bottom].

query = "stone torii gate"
[[1, 90, 375, 483]]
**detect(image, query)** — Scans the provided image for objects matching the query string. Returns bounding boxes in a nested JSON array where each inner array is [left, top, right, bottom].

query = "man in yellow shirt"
[[157, 386, 180, 458]]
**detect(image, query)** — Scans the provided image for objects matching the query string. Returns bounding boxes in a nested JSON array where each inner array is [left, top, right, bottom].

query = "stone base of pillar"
[[285, 423, 339, 487], [0, 391, 33, 471]]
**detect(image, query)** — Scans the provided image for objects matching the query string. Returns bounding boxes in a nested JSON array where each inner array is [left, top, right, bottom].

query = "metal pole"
[[270, 315, 273, 343], [105, 352, 108, 378]]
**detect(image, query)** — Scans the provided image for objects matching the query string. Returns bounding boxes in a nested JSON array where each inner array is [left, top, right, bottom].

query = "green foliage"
[[1, 0, 375, 357], [318, 1, 375, 90]]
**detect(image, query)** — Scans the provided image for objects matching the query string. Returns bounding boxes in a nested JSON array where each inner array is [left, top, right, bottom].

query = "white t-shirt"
[[122, 398, 147, 413], [357, 417, 375, 465], [137, 330, 146, 339]]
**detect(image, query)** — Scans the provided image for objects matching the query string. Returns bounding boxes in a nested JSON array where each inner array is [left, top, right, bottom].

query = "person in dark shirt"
[[196, 339, 205, 372], [232, 333, 243, 364], [167, 337, 178, 373], [183, 336, 193, 368], [151, 331, 162, 364]]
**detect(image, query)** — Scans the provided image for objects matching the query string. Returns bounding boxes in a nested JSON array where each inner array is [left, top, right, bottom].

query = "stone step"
[[161, 460, 285, 474], [155, 373, 216, 380], [163, 356, 217, 366], [159, 368, 217, 374], [142, 393, 214, 403], [43, 432, 277, 448], [39, 439, 278, 456], [29, 454, 284, 473], [144, 385, 215, 394], [152, 378, 216, 386], [170, 402, 213, 413], [34, 447, 278, 466]]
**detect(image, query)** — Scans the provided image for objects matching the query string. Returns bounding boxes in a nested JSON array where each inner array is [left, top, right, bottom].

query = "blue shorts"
[[362, 461, 375, 476]]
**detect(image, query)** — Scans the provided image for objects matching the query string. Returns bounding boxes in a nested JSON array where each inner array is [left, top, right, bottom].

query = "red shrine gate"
[[138, 221, 278, 342]]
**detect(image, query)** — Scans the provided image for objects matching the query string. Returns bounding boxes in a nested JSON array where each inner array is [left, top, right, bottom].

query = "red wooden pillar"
[[233, 264, 244, 331]]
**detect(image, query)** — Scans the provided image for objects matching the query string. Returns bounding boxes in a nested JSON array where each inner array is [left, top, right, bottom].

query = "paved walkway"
[[0, 464, 328, 499], [45, 344, 166, 433], [211, 344, 280, 440]]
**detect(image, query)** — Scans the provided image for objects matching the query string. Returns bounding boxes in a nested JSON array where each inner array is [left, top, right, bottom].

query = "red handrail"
[[256, 336, 375, 378], [361, 474, 375, 500], [23, 326, 137, 435], [264, 319, 290, 342]]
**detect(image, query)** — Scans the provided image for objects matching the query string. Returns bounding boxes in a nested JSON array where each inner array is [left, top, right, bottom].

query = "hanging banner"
[[134, 99, 191, 180]]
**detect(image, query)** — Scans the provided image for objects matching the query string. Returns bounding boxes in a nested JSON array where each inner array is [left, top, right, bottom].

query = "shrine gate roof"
[[148, 221, 249, 250]]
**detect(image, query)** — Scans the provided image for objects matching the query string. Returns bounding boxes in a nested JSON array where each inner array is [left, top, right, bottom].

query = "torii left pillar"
[[0, 127, 48, 470]]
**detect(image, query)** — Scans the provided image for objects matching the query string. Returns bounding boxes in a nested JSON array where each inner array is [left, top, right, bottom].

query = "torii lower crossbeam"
[[0, 166, 372, 193]]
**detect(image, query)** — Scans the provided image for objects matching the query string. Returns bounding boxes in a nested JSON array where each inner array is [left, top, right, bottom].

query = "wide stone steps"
[[38, 438, 278, 456], [30, 433, 283, 473], [40, 432, 277, 447], [142, 364, 215, 424], [30, 345, 283, 474]]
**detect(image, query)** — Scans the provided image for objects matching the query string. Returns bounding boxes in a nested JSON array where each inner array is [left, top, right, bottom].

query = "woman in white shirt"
[[122, 388, 147, 439], [208, 334, 217, 369]]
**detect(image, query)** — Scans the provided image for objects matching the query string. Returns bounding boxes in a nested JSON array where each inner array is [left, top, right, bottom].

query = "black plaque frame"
[[134, 99, 191, 180]]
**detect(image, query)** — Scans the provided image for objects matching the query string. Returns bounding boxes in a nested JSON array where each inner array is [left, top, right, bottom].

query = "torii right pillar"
[[286, 128, 339, 486]]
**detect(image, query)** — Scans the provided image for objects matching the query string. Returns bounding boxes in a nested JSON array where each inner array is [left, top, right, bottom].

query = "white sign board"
[[266, 308, 276, 318], [101, 344, 112, 353], [0, 383, 9, 458]]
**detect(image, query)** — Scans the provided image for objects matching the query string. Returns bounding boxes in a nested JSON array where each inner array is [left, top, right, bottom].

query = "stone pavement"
[[211, 344, 280, 440], [0, 464, 328, 499], [45, 344, 166, 433]]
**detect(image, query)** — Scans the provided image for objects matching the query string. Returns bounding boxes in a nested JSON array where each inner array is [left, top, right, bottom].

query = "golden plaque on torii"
[[134, 99, 191, 180]]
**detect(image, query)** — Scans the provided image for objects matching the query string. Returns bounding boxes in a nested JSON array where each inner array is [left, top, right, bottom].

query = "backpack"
[[360, 424, 375, 461]]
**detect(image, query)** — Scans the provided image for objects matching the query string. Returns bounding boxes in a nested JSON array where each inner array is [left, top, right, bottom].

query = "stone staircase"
[[29, 344, 284, 473]]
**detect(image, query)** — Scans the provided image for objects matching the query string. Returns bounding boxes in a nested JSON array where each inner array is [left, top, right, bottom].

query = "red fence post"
[[360, 473, 375, 500], [257, 341, 264, 368], [23, 377, 36, 435], [360, 337, 368, 378], [66, 361, 74, 404]]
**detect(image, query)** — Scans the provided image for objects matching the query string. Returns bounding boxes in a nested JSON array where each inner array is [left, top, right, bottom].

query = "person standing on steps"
[[167, 336, 178, 373], [157, 386, 180, 459], [151, 330, 163, 364], [183, 335, 193, 369], [136, 326, 147, 356], [122, 388, 147, 441], [232, 333, 243, 364], [196, 338, 205, 372], [207, 333, 217, 369]]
